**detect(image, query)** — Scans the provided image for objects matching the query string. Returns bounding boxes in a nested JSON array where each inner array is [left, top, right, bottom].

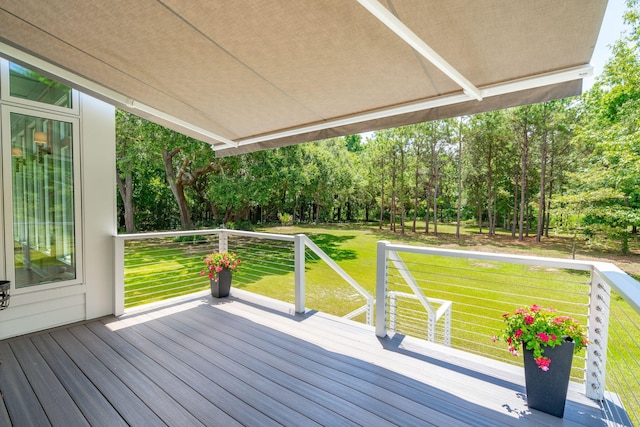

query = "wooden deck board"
[[134, 310, 390, 426], [30, 334, 128, 427], [50, 328, 165, 427], [177, 302, 466, 427], [0, 290, 614, 427], [9, 338, 88, 426], [185, 305, 504, 427], [95, 318, 295, 427], [168, 313, 439, 426], [219, 291, 605, 427], [0, 342, 50, 426], [66, 324, 204, 427], [110, 316, 342, 426]]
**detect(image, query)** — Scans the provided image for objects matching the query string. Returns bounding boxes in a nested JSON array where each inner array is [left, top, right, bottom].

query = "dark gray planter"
[[523, 339, 575, 418], [210, 268, 232, 298]]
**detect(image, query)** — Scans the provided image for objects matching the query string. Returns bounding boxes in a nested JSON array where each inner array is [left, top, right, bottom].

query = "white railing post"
[[366, 298, 374, 326], [389, 292, 397, 333], [586, 269, 610, 400], [218, 230, 228, 253], [113, 236, 125, 316], [427, 306, 435, 342], [444, 306, 451, 347], [376, 241, 389, 337], [294, 234, 306, 314]]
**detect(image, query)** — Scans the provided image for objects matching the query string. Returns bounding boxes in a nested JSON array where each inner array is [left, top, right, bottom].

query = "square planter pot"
[[210, 268, 232, 298], [523, 339, 575, 418]]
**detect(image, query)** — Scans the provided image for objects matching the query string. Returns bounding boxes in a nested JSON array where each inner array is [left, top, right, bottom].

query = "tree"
[[456, 117, 466, 239], [511, 106, 539, 241], [115, 110, 141, 233], [466, 111, 510, 236], [568, 1, 640, 252]]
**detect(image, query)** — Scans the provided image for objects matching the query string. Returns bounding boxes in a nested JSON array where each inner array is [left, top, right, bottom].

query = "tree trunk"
[[536, 116, 548, 242], [456, 119, 463, 239], [512, 174, 518, 238], [486, 144, 494, 236], [379, 157, 385, 230], [518, 121, 529, 242], [400, 145, 405, 235], [162, 149, 194, 230], [390, 151, 397, 232], [545, 143, 555, 238], [425, 188, 431, 234], [116, 171, 136, 233], [413, 161, 420, 233], [433, 163, 439, 236]]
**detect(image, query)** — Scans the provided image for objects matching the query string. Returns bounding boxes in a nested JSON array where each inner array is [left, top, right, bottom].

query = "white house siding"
[[80, 95, 116, 321], [0, 92, 115, 340]]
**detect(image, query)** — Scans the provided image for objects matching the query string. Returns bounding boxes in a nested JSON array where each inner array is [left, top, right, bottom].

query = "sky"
[[583, 0, 628, 91]]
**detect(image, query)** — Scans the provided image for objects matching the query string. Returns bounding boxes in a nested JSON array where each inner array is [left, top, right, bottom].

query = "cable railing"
[[596, 267, 640, 426], [114, 229, 373, 324], [375, 241, 639, 425]]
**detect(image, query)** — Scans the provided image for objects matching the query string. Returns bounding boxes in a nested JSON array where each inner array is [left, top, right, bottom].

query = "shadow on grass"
[[306, 233, 358, 261]]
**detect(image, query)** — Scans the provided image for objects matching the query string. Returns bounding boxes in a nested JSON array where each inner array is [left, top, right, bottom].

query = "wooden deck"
[[0, 289, 613, 426]]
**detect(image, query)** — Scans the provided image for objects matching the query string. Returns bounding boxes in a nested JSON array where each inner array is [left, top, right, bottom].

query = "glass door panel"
[[8, 112, 76, 287]]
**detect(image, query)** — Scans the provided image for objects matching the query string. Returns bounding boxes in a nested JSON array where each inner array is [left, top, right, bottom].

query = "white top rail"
[[384, 243, 595, 271], [593, 262, 640, 314], [384, 242, 640, 317], [114, 228, 296, 242]]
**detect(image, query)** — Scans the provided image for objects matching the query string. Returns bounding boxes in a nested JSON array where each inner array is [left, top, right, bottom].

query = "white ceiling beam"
[[218, 64, 592, 151], [356, 0, 483, 101]]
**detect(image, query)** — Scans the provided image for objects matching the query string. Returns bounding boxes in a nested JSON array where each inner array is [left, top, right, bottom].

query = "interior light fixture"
[[33, 131, 47, 147]]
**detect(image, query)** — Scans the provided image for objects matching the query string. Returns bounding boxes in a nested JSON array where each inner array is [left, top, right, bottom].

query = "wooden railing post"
[[294, 234, 306, 314], [376, 240, 389, 337]]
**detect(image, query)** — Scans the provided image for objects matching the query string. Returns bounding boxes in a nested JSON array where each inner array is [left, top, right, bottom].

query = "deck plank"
[[66, 324, 204, 427], [118, 311, 381, 426], [9, 338, 88, 426], [216, 291, 607, 427], [0, 392, 10, 427], [186, 304, 509, 426], [176, 303, 469, 427], [49, 328, 165, 427], [0, 290, 614, 427], [0, 342, 50, 426], [109, 315, 342, 426], [30, 334, 128, 427], [89, 320, 277, 427]]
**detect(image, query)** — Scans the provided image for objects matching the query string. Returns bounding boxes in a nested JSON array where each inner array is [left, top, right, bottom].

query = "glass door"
[[2, 107, 80, 289]]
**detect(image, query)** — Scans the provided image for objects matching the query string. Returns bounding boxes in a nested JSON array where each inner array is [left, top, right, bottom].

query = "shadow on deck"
[[0, 289, 616, 426]]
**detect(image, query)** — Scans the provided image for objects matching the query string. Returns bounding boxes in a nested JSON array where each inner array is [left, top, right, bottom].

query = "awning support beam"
[[356, 0, 483, 101]]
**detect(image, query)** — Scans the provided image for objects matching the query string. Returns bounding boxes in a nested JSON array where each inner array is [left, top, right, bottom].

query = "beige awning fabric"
[[0, 1, 606, 156]]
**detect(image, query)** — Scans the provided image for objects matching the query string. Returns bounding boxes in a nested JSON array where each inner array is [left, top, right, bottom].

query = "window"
[[1, 60, 78, 115], [9, 111, 77, 288], [8, 62, 73, 108]]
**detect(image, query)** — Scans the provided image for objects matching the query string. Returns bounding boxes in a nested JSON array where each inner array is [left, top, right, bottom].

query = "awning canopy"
[[0, 1, 607, 156]]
